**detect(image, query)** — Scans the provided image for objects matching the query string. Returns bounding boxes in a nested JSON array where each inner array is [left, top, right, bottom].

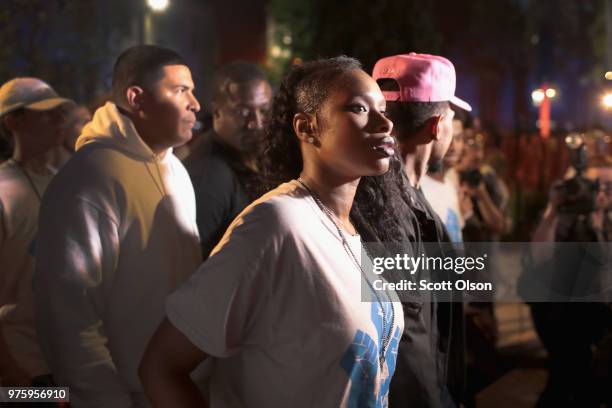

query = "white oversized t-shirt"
[[420, 174, 463, 243], [167, 180, 403, 408]]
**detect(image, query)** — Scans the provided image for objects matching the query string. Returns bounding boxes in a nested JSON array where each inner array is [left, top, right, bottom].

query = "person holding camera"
[[452, 131, 511, 403], [526, 137, 612, 407], [456, 132, 511, 242]]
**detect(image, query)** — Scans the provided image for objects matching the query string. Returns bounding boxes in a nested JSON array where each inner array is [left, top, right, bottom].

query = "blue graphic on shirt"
[[340, 300, 401, 407], [445, 209, 463, 243]]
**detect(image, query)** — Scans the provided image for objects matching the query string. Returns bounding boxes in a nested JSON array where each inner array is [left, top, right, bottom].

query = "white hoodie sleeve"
[[34, 196, 132, 407]]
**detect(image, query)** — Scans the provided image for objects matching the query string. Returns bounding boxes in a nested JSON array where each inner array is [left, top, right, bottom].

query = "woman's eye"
[[380, 110, 389, 118], [349, 104, 367, 113]]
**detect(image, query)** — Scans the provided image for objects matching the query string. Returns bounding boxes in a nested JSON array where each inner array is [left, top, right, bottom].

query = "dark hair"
[[451, 105, 473, 129], [111, 45, 188, 106], [377, 78, 448, 142], [213, 61, 268, 104], [259, 56, 417, 246]]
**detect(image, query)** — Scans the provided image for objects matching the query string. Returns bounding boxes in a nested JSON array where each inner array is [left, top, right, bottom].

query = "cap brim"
[[381, 90, 402, 102], [25, 97, 75, 111], [450, 96, 472, 112]]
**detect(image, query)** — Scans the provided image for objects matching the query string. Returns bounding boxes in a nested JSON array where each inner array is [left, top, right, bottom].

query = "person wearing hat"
[[0, 77, 73, 386], [372, 53, 472, 407]]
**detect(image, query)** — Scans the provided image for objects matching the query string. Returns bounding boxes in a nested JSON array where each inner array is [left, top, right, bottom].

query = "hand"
[[458, 185, 474, 219], [549, 181, 564, 209]]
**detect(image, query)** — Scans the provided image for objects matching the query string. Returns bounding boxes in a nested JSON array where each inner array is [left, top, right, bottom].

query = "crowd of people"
[[0, 44, 610, 408]]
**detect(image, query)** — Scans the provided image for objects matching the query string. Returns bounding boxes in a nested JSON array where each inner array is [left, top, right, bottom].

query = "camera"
[[460, 168, 483, 188], [554, 133, 599, 215]]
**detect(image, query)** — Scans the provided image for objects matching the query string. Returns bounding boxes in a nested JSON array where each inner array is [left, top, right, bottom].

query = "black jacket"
[[184, 131, 260, 259]]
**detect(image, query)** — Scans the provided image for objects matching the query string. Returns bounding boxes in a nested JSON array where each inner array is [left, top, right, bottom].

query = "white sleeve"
[[33, 197, 132, 407], [166, 201, 285, 358]]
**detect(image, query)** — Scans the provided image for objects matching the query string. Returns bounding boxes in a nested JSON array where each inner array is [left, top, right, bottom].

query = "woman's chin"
[[367, 158, 391, 176]]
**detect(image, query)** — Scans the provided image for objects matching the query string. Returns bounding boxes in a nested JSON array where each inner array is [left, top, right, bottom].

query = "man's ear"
[[2, 112, 19, 132], [427, 115, 443, 141], [212, 103, 222, 120], [126, 86, 145, 111], [293, 112, 318, 144]]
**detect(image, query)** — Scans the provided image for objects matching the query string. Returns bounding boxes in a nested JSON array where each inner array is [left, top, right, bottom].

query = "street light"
[[532, 85, 557, 138], [147, 0, 169, 12], [531, 87, 556, 106], [602, 92, 612, 109], [531, 89, 545, 104], [142, 0, 169, 44]]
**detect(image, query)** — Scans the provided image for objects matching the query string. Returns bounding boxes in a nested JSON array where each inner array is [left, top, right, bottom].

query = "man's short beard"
[[239, 130, 262, 152]]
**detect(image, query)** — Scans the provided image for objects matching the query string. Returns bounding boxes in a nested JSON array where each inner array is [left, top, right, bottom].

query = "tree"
[[268, 0, 442, 79]]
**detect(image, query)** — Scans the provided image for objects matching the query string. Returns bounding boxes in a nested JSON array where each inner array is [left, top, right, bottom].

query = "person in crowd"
[[62, 104, 92, 152], [448, 129, 506, 404], [421, 106, 473, 243], [456, 131, 511, 241], [372, 52, 469, 407], [33, 45, 203, 407], [525, 136, 612, 407], [47, 103, 92, 168], [139, 56, 404, 407], [184, 61, 272, 258], [0, 77, 73, 386]]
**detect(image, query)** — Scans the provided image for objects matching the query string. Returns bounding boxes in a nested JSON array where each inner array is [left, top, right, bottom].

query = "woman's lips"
[[373, 136, 395, 157]]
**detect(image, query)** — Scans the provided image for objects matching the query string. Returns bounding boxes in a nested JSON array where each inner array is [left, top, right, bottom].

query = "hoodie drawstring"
[[145, 159, 168, 199]]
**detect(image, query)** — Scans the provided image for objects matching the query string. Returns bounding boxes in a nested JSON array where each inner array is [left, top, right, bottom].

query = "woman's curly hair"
[[259, 56, 416, 246]]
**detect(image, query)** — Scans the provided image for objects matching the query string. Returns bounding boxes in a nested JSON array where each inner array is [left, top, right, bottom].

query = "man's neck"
[[12, 144, 51, 174], [402, 154, 431, 188], [400, 143, 430, 188], [118, 106, 169, 156], [402, 155, 418, 187], [211, 131, 258, 173]]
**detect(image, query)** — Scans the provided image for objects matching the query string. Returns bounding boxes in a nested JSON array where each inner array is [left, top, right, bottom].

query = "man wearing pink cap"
[[0, 77, 73, 386], [373, 53, 472, 407]]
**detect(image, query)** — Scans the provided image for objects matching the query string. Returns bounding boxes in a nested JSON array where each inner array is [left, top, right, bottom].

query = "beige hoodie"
[[33, 102, 202, 407]]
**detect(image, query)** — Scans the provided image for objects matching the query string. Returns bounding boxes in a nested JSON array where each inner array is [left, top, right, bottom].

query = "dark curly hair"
[[259, 56, 418, 248]]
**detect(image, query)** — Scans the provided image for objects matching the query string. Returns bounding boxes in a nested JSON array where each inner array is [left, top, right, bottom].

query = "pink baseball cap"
[[372, 52, 472, 112]]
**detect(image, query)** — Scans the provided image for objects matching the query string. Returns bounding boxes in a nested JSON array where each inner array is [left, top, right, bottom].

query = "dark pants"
[[530, 303, 611, 408]]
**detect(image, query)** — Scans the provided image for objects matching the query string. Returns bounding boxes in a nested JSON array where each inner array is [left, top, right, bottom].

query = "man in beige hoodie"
[[33, 45, 202, 407]]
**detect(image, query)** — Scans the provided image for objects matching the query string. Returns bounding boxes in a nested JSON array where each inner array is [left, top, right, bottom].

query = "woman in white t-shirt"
[[140, 56, 404, 408]]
